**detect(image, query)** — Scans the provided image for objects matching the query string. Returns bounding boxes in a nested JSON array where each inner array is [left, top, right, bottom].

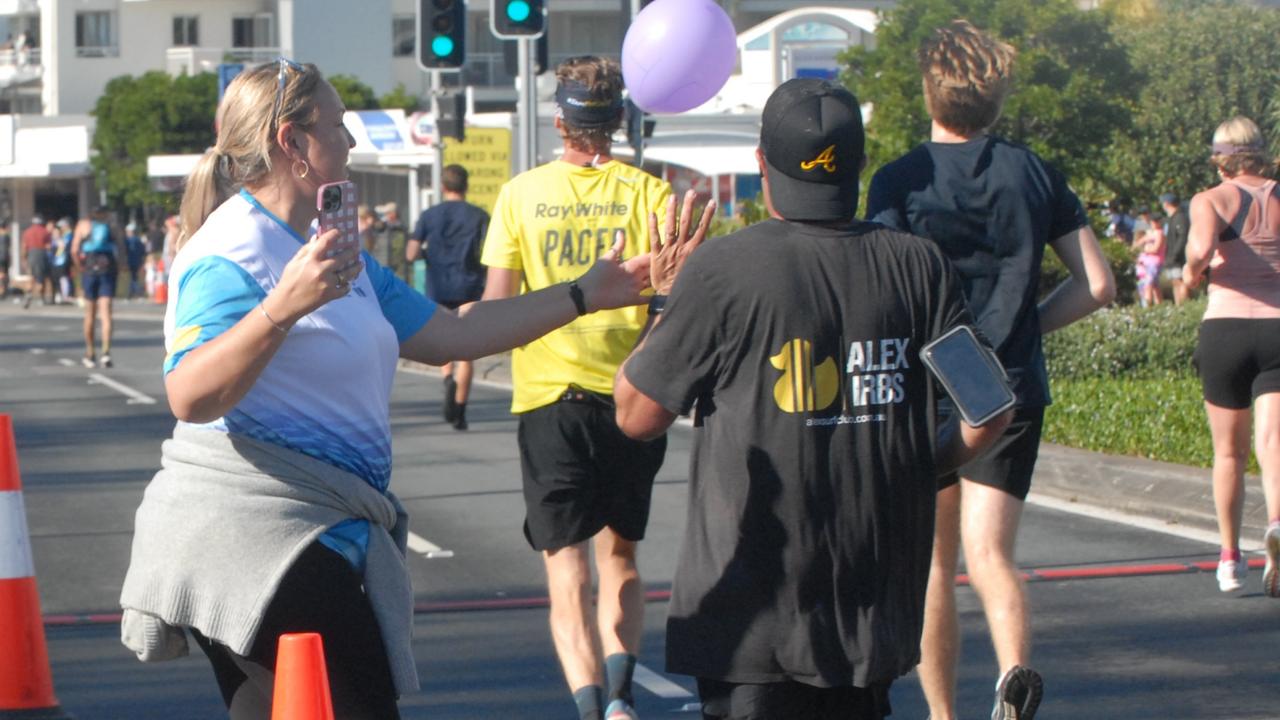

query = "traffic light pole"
[[430, 70, 444, 206], [517, 37, 537, 173]]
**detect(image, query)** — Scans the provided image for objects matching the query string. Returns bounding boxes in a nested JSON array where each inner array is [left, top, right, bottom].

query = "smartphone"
[[316, 180, 359, 254], [920, 325, 1016, 427]]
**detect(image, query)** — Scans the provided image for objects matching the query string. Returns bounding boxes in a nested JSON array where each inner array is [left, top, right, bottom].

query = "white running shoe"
[[1216, 558, 1246, 593], [99, 354, 112, 369], [605, 699, 639, 720], [80, 355, 95, 369], [1264, 525, 1280, 598]]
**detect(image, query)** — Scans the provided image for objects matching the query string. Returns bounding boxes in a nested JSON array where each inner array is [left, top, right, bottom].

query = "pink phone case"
[[316, 180, 359, 249]]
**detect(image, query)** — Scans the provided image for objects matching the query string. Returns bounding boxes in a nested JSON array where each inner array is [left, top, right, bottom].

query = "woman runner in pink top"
[[1183, 116, 1280, 597]]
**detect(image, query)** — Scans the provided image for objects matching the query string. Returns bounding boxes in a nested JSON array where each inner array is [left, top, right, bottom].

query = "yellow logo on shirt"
[[799, 145, 837, 174], [770, 339, 839, 413], [168, 325, 201, 355]]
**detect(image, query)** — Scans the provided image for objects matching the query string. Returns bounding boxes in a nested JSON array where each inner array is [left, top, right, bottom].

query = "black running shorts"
[[1194, 318, 1280, 410], [696, 678, 891, 720], [517, 389, 666, 551], [938, 404, 1044, 501]]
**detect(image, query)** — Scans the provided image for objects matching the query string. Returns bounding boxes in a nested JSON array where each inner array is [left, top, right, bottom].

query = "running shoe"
[[442, 375, 459, 424], [99, 354, 112, 369], [1264, 524, 1280, 598], [991, 665, 1043, 720], [605, 698, 639, 720], [1217, 558, 1246, 593], [80, 355, 95, 369]]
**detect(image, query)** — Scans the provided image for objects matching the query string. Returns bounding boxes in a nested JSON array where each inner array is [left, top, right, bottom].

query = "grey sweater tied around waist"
[[119, 423, 419, 695]]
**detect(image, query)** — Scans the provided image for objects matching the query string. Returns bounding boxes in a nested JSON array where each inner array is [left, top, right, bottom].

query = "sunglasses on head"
[[270, 57, 306, 130]]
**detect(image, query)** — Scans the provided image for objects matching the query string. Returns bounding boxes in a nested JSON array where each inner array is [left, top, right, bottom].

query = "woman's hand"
[[265, 228, 364, 325], [576, 232, 652, 312], [650, 190, 715, 295]]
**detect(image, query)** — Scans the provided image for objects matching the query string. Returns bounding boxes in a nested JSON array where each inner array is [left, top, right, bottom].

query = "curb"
[[1032, 442, 1267, 541]]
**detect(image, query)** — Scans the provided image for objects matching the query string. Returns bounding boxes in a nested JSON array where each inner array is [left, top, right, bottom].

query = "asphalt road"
[[2, 302, 1277, 719]]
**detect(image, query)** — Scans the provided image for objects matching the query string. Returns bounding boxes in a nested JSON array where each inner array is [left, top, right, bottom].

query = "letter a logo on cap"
[[799, 145, 837, 174]]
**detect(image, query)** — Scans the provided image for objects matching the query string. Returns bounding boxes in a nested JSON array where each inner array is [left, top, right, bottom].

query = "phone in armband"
[[316, 180, 359, 255], [920, 325, 1016, 427]]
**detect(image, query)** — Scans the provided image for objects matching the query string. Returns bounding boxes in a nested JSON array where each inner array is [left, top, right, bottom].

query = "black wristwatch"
[[647, 294, 667, 316], [567, 281, 588, 316]]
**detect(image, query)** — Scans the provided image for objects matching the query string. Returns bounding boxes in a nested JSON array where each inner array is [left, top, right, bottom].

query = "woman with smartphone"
[[118, 59, 661, 719], [1182, 116, 1280, 598]]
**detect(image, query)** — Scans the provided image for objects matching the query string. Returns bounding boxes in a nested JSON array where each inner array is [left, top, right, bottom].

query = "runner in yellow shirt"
[[481, 56, 671, 720]]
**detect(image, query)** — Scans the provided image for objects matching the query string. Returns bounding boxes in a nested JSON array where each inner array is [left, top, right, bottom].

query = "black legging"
[[191, 542, 401, 719]]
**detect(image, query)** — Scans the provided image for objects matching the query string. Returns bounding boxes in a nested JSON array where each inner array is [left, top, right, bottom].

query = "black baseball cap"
[[759, 78, 865, 222]]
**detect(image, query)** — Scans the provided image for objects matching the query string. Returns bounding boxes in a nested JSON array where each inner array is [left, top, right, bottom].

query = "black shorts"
[[518, 389, 666, 551], [191, 542, 400, 720], [1194, 318, 1280, 409], [696, 678, 892, 720], [26, 249, 50, 283], [938, 404, 1044, 501]]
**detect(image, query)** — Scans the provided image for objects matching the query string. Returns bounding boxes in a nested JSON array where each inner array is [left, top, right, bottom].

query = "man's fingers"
[[601, 230, 625, 262], [663, 194, 678, 244], [691, 199, 717, 249], [677, 190, 696, 242], [648, 211, 662, 251]]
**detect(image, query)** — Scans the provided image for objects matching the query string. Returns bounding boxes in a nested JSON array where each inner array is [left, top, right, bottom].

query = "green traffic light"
[[506, 0, 531, 22], [432, 35, 455, 57]]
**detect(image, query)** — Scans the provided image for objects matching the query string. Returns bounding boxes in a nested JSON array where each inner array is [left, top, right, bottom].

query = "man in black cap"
[[613, 77, 1012, 720]]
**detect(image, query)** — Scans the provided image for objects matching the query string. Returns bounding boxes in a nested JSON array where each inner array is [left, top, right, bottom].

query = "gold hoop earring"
[[292, 159, 310, 179]]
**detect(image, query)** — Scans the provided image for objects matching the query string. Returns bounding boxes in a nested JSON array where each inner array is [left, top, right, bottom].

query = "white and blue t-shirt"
[[164, 190, 435, 568]]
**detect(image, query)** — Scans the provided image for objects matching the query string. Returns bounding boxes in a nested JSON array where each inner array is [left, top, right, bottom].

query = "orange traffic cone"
[[271, 633, 334, 720], [0, 414, 73, 719], [152, 259, 168, 305]]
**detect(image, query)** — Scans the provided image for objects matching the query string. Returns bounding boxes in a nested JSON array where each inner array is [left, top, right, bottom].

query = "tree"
[[841, 0, 1137, 206], [328, 74, 379, 110], [379, 84, 421, 114], [1105, 0, 1280, 206], [90, 71, 218, 212]]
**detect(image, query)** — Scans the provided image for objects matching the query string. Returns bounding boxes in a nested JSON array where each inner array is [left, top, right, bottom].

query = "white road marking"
[[1026, 492, 1263, 553], [633, 662, 693, 699], [87, 373, 157, 405], [29, 348, 45, 355], [406, 531, 454, 559], [57, 358, 75, 367]]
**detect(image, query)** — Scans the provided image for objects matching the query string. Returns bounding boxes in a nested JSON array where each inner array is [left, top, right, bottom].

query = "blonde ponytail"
[[175, 149, 230, 252]]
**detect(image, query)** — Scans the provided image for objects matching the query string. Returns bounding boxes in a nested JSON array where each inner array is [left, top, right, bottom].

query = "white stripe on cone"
[[0, 491, 35, 580]]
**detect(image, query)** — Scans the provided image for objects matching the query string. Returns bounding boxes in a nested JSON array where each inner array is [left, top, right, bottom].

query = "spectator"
[[1160, 193, 1191, 304], [0, 223, 10, 297], [20, 214, 52, 307], [865, 20, 1114, 720], [1133, 217, 1165, 308], [118, 58, 652, 719], [125, 222, 147, 299], [1181, 116, 1280, 597]]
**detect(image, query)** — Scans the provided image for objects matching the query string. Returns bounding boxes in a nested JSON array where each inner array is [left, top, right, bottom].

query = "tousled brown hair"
[[555, 56, 624, 155], [176, 60, 324, 251], [919, 20, 1015, 136]]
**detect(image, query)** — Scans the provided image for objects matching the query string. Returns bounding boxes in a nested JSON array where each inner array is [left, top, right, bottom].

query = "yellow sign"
[[442, 127, 512, 215]]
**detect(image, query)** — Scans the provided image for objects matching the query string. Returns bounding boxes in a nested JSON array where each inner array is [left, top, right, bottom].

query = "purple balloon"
[[622, 0, 737, 114]]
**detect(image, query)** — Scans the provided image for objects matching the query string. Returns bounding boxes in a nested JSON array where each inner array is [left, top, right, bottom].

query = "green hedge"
[[1042, 296, 1260, 472], [1043, 297, 1203, 379]]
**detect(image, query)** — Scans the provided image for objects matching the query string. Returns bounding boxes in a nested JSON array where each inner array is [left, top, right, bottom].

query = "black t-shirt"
[[1164, 207, 1190, 267], [865, 135, 1089, 407], [413, 200, 490, 305], [624, 219, 973, 687]]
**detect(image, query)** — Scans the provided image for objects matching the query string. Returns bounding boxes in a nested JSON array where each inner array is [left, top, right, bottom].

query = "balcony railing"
[[166, 46, 282, 76], [0, 47, 40, 67]]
